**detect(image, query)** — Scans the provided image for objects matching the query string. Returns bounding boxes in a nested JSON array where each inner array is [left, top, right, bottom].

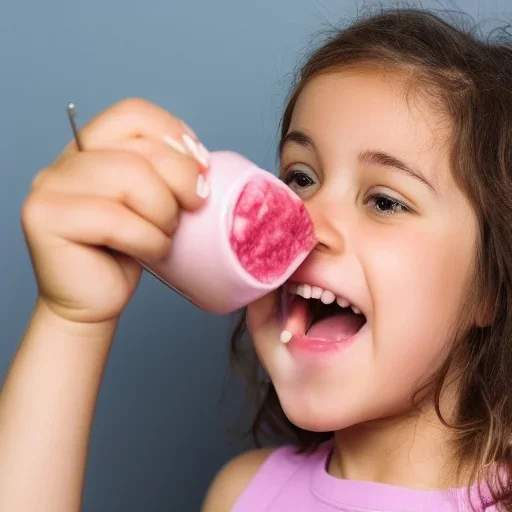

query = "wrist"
[[33, 297, 120, 342]]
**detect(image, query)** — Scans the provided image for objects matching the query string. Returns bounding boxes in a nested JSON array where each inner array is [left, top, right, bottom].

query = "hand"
[[21, 98, 210, 325]]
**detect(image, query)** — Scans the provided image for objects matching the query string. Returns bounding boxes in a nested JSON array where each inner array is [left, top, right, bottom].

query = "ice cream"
[[144, 151, 316, 313]]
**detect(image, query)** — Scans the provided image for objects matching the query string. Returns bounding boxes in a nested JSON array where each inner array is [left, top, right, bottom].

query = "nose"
[[306, 198, 346, 256]]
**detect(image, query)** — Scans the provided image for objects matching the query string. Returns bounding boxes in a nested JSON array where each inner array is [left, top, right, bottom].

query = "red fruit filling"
[[229, 177, 315, 283]]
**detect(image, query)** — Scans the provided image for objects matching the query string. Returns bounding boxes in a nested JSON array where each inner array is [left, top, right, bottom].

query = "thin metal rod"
[[66, 102, 84, 151]]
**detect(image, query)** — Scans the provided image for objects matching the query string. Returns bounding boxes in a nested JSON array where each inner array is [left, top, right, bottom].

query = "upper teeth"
[[290, 283, 361, 315]]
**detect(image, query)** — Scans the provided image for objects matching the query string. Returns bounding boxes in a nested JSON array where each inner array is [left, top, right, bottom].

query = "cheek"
[[246, 292, 284, 375], [365, 226, 473, 383], [246, 290, 282, 358], [246, 290, 280, 334]]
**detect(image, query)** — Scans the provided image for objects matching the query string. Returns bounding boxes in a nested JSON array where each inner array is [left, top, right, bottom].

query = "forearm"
[[0, 298, 118, 512]]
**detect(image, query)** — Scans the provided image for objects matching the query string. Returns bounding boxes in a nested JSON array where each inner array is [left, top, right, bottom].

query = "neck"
[[328, 407, 470, 490]]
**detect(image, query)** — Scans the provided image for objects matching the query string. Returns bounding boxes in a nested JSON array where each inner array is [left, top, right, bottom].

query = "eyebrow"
[[279, 130, 438, 196], [279, 130, 316, 154]]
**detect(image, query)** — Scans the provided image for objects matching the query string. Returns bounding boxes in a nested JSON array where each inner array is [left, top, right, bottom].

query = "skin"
[[0, 79, 480, 511], [0, 79, 483, 512], [244, 68, 481, 490], [0, 98, 209, 511]]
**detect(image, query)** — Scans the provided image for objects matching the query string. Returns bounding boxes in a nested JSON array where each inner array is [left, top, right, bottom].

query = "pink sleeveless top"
[[232, 440, 498, 511]]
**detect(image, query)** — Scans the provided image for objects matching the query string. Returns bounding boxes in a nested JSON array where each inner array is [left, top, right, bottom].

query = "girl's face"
[[246, 69, 480, 432]]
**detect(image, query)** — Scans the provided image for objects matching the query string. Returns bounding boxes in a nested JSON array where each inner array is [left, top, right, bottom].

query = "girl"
[[1, 7, 511, 512]]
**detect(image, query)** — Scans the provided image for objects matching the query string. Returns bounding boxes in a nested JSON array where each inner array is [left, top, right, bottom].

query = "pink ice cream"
[[144, 151, 316, 313], [229, 177, 315, 284]]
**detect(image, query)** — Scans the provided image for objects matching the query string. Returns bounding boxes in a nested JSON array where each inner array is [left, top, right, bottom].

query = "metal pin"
[[66, 102, 84, 151], [64, 102, 195, 305]]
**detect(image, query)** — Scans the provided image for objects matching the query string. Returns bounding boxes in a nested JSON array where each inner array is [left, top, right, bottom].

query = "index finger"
[[66, 97, 197, 152]]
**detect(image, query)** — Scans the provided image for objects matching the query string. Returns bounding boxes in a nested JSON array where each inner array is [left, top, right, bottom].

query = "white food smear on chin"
[[280, 330, 293, 343]]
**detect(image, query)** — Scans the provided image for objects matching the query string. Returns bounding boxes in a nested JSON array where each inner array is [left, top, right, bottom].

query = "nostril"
[[313, 241, 330, 253]]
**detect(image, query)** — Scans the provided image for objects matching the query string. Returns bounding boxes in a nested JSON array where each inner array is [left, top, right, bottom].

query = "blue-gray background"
[[1, 0, 510, 510]]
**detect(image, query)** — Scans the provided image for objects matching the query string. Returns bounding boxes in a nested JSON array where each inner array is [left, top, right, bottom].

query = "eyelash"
[[282, 169, 410, 216]]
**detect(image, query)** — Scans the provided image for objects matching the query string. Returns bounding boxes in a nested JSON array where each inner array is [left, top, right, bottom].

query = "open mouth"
[[280, 283, 367, 343]]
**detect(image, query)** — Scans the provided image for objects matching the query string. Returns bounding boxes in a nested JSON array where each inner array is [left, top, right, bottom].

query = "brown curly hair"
[[228, 7, 512, 510]]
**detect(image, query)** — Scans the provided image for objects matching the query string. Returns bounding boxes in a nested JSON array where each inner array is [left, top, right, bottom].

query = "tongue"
[[307, 312, 365, 341]]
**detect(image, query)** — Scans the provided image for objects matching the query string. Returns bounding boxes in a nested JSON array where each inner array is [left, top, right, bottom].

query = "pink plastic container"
[[142, 151, 316, 313]]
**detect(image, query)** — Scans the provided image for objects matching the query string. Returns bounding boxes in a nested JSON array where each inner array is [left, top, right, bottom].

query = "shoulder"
[[200, 447, 276, 512]]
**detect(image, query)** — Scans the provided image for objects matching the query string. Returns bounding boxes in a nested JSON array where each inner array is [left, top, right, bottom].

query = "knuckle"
[[142, 142, 200, 201], [98, 201, 127, 243], [122, 159, 156, 197], [162, 202, 180, 236], [96, 199, 171, 262], [114, 97, 151, 116], [30, 169, 49, 190], [154, 139, 193, 172], [156, 236, 172, 261], [20, 191, 45, 228], [147, 233, 171, 263], [106, 150, 154, 194], [103, 202, 143, 244], [116, 148, 153, 175]]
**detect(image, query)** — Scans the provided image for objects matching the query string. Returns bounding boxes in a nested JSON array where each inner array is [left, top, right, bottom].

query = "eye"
[[367, 193, 410, 215], [281, 168, 317, 192]]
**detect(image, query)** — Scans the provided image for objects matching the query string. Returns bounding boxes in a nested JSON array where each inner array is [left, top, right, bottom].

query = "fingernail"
[[182, 134, 209, 168], [196, 142, 211, 168], [162, 135, 187, 155], [196, 174, 210, 199], [180, 120, 198, 140]]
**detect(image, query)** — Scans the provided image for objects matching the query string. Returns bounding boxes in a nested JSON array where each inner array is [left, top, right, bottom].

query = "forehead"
[[287, 69, 451, 185]]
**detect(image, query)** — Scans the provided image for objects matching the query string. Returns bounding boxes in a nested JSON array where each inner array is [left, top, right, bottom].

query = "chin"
[[271, 379, 369, 433], [283, 411, 348, 433]]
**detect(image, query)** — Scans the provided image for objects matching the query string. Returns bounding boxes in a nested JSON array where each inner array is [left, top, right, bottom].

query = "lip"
[[278, 283, 367, 364], [285, 324, 367, 364], [288, 335, 354, 352]]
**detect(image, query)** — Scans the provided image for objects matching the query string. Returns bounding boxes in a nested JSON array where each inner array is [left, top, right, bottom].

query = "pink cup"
[[141, 151, 316, 313]]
